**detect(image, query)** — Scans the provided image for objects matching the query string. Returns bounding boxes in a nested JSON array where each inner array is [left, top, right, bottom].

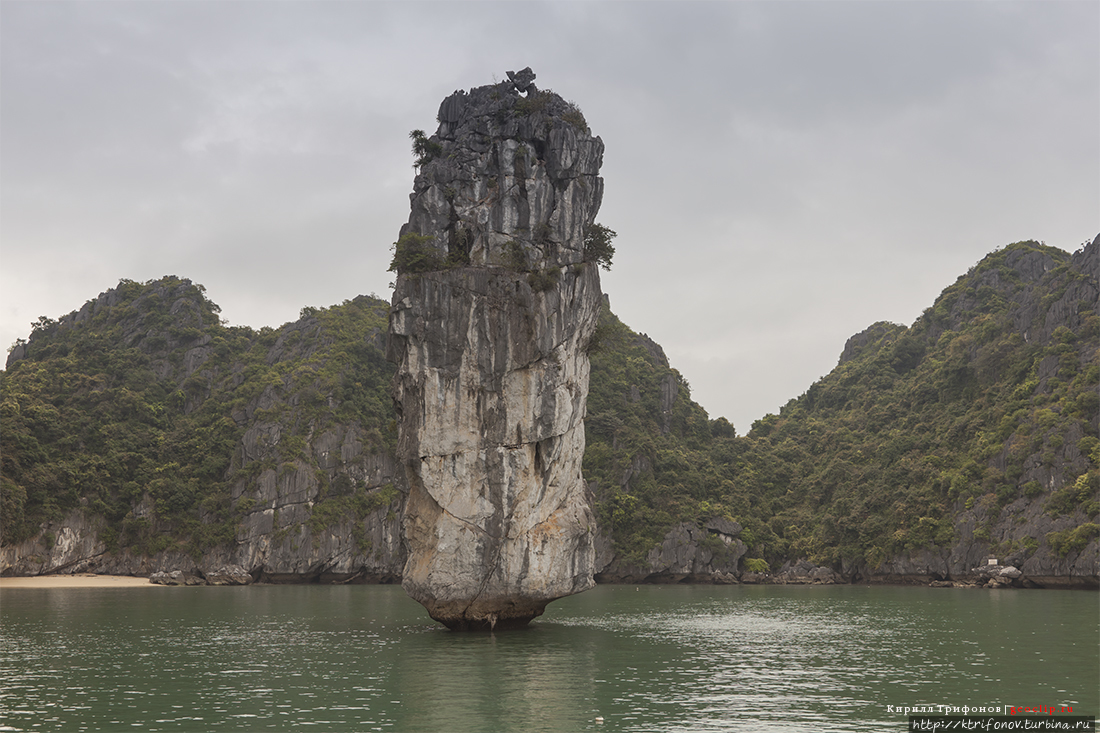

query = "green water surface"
[[1, 583, 1096, 732]]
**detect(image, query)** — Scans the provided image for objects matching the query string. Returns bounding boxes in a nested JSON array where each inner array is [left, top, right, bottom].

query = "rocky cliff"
[[1, 97, 1094, 591], [1, 280, 405, 583], [840, 238, 1100, 587], [744, 237, 1099, 588], [3, 240, 1095, 590], [387, 69, 604, 629]]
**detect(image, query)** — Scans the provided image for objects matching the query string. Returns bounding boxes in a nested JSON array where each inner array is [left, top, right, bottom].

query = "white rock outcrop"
[[388, 69, 604, 629]]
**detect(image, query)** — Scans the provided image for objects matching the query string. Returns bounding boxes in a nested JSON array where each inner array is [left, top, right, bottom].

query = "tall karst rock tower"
[[387, 69, 606, 630]]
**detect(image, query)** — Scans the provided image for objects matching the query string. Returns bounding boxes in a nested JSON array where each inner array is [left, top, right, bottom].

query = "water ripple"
[[1, 584, 1096, 732]]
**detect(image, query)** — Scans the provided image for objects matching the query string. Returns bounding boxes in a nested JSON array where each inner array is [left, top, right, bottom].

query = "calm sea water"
[[1, 583, 1096, 732]]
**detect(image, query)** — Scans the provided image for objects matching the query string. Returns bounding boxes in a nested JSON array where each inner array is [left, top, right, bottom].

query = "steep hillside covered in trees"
[[1, 278, 404, 580], [2, 239, 1097, 586], [731, 239, 1098, 583]]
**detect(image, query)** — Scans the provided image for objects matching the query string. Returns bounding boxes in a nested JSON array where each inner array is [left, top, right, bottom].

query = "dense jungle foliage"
[[2, 239, 1097, 570], [586, 240, 1098, 567], [0, 278, 394, 555]]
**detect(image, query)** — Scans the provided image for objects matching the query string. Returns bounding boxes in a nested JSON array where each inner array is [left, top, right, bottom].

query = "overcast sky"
[[2, 1, 1097, 433]]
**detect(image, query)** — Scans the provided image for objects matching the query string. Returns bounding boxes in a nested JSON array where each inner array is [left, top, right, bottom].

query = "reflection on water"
[[1, 584, 1096, 732], [391, 624, 602, 732]]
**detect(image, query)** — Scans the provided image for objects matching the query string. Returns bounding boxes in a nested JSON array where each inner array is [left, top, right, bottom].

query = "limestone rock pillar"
[[387, 69, 605, 629]]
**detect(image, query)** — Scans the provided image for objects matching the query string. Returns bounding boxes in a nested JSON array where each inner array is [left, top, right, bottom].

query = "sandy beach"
[[0, 573, 157, 589]]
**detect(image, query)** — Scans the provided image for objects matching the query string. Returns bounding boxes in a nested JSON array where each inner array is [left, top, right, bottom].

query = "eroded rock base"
[[428, 604, 546, 632]]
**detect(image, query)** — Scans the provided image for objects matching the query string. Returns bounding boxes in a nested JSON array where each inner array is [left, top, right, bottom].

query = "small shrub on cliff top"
[[584, 223, 616, 271], [409, 129, 442, 170], [389, 233, 443, 275], [515, 91, 551, 116], [561, 101, 588, 133]]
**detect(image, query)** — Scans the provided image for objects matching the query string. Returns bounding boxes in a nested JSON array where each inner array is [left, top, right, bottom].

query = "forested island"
[[2, 236, 1096, 588]]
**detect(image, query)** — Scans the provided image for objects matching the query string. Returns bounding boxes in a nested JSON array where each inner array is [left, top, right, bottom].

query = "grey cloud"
[[1, 0, 1096, 433]]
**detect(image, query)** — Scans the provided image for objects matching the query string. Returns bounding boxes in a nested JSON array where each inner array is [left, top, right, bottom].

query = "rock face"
[[594, 519, 747, 584], [387, 69, 604, 629], [1, 281, 406, 585]]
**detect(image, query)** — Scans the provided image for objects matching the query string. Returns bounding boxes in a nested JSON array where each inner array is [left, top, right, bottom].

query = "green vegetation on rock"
[[2, 239, 1097, 578], [581, 239, 1097, 571], [583, 223, 617, 271], [1, 278, 395, 556]]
